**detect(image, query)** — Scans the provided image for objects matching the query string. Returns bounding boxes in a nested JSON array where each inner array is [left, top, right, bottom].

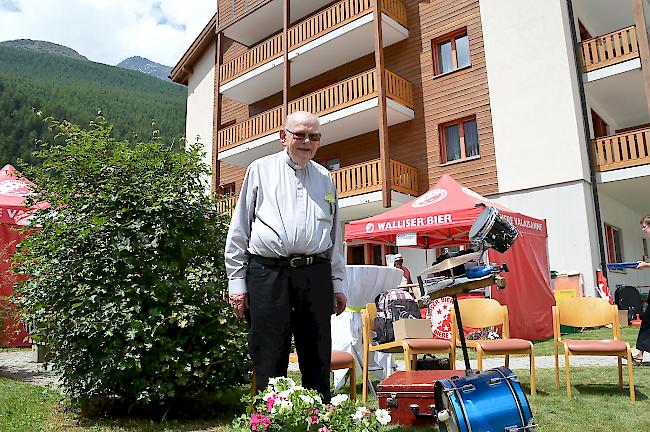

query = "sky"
[[0, 0, 216, 67]]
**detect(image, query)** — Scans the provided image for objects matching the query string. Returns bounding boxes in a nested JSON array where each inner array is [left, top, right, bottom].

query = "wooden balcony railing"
[[220, 0, 408, 84], [592, 127, 650, 172], [218, 69, 413, 152], [331, 159, 418, 198], [579, 26, 639, 72], [217, 195, 238, 216]]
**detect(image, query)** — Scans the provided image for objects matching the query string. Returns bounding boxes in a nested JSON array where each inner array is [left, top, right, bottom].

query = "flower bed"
[[232, 377, 391, 431]]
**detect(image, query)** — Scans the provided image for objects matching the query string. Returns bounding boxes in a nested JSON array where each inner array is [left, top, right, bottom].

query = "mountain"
[[0, 45, 187, 166], [0, 39, 87, 61], [117, 56, 172, 81]]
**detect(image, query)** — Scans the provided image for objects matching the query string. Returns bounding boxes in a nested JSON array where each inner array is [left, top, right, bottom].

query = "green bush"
[[11, 115, 250, 411]]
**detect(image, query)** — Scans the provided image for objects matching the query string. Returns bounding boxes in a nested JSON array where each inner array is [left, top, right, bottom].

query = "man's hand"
[[637, 261, 650, 270], [333, 292, 347, 316], [228, 293, 248, 319]]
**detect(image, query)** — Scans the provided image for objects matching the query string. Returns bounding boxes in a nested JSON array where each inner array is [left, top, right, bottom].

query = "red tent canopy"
[[345, 175, 555, 341], [0, 164, 34, 346]]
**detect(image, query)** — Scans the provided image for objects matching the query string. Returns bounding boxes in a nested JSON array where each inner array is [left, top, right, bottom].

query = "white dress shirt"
[[225, 150, 345, 295]]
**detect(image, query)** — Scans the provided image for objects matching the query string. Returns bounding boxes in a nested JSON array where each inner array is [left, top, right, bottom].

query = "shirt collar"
[[281, 149, 307, 171]]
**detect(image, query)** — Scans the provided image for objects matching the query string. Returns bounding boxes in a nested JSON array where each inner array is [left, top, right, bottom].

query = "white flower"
[[262, 392, 276, 402], [278, 389, 293, 399], [299, 394, 314, 405], [279, 399, 293, 411], [330, 394, 349, 406], [375, 408, 392, 425], [352, 407, 371, 422]]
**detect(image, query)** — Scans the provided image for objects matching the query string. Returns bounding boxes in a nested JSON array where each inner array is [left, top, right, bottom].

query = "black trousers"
[[636, 305, 650, 352], [246, 255, 333, 402]]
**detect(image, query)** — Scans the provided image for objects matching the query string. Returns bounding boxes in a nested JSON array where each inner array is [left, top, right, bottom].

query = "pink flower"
[[250, 413, 271, 431], [318, 427, 330, 432], [265, 394, 277, 412]]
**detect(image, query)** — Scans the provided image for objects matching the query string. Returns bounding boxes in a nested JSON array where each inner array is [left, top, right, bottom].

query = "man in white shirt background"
[[225, 111, 347, 402]]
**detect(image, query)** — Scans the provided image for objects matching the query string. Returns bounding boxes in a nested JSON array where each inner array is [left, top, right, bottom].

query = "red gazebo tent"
[[345, 174, 555, 341], [0, 164, 34, 346]]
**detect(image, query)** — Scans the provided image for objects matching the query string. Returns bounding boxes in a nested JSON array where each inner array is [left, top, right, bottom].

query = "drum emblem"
[[0, 180, 31, 197], [365, 222, 375, 233], [412, 188, 447, 208], [427, 296, 454, 340]]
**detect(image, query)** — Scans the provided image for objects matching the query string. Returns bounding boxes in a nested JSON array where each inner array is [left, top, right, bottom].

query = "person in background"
[[394, 253, 413, 285], [225, 111, 347, 402], [632, 214, 650, 364]]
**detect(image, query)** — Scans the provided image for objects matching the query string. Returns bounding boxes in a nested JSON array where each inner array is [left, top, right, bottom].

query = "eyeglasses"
[[643, 225, 650, 232], [286, 129, 321, 142]]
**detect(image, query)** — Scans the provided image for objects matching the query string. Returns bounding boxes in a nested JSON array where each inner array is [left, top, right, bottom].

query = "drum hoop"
[[450, 384, 473, 432], [495, 368, 527, 428], [435, 380, 470, 432], [471, 207, 498, 239]]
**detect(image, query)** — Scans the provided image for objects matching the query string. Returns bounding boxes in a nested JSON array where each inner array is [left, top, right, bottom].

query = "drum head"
[[469, 207, 496, 239]]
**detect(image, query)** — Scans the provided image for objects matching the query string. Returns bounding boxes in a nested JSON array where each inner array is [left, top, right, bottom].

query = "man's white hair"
[[285, 111, 320, 130]]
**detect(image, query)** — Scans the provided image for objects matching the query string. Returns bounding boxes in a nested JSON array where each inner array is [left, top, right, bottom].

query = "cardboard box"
[[393, 319, 432, 340], [619, 309, 629, 328]]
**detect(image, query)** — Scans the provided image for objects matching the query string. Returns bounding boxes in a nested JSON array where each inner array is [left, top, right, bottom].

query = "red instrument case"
[[377, 370, 464, 426]]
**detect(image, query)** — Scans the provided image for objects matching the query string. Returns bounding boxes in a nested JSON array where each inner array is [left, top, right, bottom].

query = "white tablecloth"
[[331, 265, 403, 389]]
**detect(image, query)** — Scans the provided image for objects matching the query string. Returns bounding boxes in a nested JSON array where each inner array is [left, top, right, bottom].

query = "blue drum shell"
[[434, 367, 534, 432]]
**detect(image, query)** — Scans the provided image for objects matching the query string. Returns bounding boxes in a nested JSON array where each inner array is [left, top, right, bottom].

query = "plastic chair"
[[361, 302, 453, 402], [251, 350, 357, 399], [553, 297, 635, 400], [450, 298, 536, 395]]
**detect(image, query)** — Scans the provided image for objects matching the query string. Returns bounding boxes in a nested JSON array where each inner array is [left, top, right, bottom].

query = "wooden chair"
[[361, 302, 453, 402], [553, 297, 635, 400], [251, 350, 356, 399], [451, 298, 536, 395]]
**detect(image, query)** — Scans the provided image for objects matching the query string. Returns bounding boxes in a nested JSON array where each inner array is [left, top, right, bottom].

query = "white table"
[[331, 265, 403, 390]]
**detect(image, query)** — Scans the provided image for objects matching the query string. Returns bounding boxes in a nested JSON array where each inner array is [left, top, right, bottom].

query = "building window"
[[221, 182, 236, 196], [316, 156, 341, 171], [604, 223, 623, 264], [439, 116, 479, 163], [433, 29, 470, 75]]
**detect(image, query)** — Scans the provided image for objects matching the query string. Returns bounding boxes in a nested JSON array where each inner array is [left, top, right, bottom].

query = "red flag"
[[596, 269, 612, 304]]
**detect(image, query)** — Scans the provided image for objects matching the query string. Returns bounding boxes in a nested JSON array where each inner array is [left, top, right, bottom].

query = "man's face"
[[280, 114, 321, 167], [643, 224, 650, 237], [395, 260, 403, 268]]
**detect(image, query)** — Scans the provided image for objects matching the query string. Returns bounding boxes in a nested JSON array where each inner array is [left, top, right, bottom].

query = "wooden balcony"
[[221, 0, 407, 84], [579, 26, 639, 73], [592, 127, 650, 172], [218, 69, 413, 151], [217, 195, 238, 216], [332, 159, 418, 198]]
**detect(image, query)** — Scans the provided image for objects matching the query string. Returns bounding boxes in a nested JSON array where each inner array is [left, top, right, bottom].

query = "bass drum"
[[434, 367, 536, 432], [469, 207, 518, 253]]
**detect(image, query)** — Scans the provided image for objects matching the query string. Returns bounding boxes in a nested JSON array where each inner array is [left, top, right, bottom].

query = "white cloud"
[[0, 0, 215, 66]]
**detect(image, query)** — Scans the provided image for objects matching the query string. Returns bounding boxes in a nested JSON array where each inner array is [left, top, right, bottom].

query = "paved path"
[[0, 350, 59, 387], [1, 349, 646, 387]]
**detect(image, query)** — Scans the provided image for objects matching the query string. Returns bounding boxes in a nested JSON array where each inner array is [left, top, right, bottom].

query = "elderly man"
[[225, 111, 347, 401]]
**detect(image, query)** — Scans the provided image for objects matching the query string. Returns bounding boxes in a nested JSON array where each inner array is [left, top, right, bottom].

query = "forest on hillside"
[[0, 46, 187, 166]]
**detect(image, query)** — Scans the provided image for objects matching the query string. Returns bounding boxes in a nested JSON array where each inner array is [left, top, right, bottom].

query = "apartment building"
[[171, 0, 650, 296]]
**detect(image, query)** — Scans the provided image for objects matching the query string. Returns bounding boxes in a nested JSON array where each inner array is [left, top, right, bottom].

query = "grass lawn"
[[1, 327, 647, 431], [2, 362, 649, 431]]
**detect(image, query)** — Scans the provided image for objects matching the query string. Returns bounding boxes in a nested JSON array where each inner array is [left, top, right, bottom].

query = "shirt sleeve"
[[326, 187, 345, 294], [225, 165, 257, 295]]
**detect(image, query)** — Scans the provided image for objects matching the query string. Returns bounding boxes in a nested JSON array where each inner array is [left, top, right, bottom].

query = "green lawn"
[[0, 327, 647, 431], [2, 362, 650, 431]]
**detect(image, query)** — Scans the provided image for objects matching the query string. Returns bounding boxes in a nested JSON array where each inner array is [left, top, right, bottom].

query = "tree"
[[12, 115, 250, 413]]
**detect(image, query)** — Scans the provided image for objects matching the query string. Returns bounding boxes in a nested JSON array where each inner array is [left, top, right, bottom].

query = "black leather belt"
[[250, 254, 324, 268]]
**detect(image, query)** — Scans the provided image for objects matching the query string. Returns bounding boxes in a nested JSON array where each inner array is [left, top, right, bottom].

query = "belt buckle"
[[289, 256, 313, 268]]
